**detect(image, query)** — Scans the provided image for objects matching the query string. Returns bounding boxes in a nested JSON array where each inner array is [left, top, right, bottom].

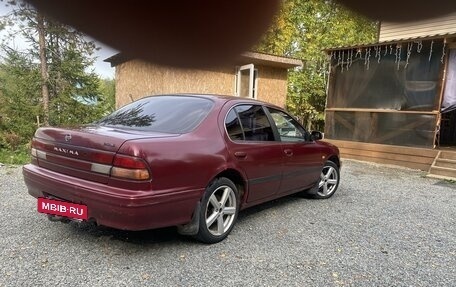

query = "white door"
[[236, 64, 254, 98]]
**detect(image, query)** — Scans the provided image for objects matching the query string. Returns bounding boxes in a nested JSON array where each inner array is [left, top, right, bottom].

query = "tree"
[[97, 78, 116, 116], [257, 0, 378, 130], [0, 0, 105, 126], [0, 48, 41, 151], [0, 1, 115, 162]]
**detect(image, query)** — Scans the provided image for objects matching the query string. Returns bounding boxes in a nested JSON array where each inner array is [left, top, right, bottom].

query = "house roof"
[[325, 32, 456, 52], [105, 51, 303, 69], [237, 51, 303, 68]]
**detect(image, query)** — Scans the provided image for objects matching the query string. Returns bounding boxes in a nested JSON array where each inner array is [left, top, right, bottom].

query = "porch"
[[323, 139, 456, 179]]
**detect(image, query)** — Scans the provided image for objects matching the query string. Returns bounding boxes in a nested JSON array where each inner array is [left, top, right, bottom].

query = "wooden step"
[[426, 173, 456, 181], [434, 158, 456, 169], [429, 166, 456, 178], [439, 151, 456, 161]]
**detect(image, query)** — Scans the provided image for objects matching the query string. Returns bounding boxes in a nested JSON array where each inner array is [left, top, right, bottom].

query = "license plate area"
[[38, 197, 88, 220]]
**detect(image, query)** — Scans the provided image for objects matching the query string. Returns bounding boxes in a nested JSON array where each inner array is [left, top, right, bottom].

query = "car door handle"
[[284, 149, 293, 156], [234, 151, 247, 158]]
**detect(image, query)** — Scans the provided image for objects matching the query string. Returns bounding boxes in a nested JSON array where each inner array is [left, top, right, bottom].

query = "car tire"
[[194, 177, 239, 244], [304, 161, 340, 199]]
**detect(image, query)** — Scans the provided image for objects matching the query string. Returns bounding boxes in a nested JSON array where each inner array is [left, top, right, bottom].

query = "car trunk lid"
[[32, 125, 177, 184]]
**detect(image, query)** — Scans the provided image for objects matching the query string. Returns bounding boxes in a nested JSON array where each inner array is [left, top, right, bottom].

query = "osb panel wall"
[[256, 65, 288, 108], [115, 60, 235, 108]]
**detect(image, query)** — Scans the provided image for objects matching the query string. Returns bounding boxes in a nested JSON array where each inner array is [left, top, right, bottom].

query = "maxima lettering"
[[53, 147, 79, 156]]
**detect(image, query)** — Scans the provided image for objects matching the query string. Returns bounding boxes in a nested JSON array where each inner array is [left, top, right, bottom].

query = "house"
[[105, 51, 302, 109], [324, 12, 456, 177]]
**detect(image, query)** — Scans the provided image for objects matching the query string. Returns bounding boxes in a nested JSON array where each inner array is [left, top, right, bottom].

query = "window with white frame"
[[235, 64, 258, 99]]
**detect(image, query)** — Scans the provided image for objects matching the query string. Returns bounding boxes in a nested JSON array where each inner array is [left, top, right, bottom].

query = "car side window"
[[225, 109, 244, 140], [233, 105, 275, 141], [267, 108, 307, 142]]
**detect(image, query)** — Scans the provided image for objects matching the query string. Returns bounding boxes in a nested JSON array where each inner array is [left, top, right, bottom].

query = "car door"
[[266, 108, 324, 194], [224, 104, 284, 203]]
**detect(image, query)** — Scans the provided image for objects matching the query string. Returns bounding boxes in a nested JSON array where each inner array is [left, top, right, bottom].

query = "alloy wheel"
[[317, 165, 339, 197], [205, 185, 237, 236]]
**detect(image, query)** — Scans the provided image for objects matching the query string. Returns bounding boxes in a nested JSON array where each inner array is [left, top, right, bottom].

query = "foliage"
[[0, 145, 29, 165], [0, 1, 115, 163], [256, 0, 378, 130], [0, 49, 41, 150], [97, 78, 116, 116]]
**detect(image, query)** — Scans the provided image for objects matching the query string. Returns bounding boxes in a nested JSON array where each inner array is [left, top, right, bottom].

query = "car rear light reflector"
[[111, 154, 150, 180], [31, 148, 47, 160], [32, 138, 47, 150], [91, 152, 114, 165], [113, 155, 147, 169], [111, 167, 150, 180], [90, 163, 112, 175]]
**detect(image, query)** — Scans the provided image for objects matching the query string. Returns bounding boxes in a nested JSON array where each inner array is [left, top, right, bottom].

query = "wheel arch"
[[210, 168, 247, 204], [327, 155, 341, 168]]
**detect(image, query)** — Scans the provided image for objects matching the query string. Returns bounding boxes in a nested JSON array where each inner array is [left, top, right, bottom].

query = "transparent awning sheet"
[[325, 111, 436, 148], [442, 49, 456, 113], [328, 40, 443, 111]]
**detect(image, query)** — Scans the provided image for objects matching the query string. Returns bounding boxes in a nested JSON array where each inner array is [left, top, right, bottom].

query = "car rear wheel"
[[314, 161, 340, 199], [194, 177, 239, 244]]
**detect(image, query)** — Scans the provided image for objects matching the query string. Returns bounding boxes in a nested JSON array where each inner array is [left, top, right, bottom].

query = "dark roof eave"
[[104, 51, 303, 69], [104, 53, 132, 67]]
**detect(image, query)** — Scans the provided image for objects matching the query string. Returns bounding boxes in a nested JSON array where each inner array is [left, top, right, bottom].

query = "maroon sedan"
[[23, 94, 341, 243]]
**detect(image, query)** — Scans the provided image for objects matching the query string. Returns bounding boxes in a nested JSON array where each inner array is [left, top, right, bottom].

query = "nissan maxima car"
[[23, 94, 341, 244]]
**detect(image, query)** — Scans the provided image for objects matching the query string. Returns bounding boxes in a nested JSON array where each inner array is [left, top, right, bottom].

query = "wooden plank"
[[323, 139, 438, 158], [435, 41, 451, 147], [379, 13, 456, 41], [339, 147, 435, 164], [325, 108, 438, 115], [380, 26, 456, 38], [429, 166, 456, 177], [341, 154, 431, 171], [381, 14, 456, 28]]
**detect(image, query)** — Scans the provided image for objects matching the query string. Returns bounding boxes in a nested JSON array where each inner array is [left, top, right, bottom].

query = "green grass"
[[444, 179, 456, 184], [0, 147, 31, 165]]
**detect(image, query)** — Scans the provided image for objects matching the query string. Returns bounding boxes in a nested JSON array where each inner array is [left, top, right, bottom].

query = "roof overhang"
[[237, 51, 303, 69], [105, 51, 303, 69], [325, 32, 456, 52]]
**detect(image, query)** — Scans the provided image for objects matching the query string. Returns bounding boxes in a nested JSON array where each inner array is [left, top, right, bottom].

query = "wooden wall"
[[115, 60, 288, 108], [380, 12, 456, 42], [323, 139, 438, 171], [256, 65, 288, 108], [115, 60, 235, 108]]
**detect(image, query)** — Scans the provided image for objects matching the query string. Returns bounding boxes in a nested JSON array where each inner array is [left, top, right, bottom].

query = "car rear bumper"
[[23, 164, 204, 231]]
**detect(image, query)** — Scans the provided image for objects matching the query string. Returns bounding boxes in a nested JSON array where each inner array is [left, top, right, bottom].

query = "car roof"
[[144, 93, 283, 110]]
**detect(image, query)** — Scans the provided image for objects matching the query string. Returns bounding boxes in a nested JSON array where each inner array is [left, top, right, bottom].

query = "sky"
[[0, 2, 117, 79]]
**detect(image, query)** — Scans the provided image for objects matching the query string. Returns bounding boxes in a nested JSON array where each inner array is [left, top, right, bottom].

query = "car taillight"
[[31, 139, 47, 160], [91, 152, 114, 165], [111, 154, 150, 180]]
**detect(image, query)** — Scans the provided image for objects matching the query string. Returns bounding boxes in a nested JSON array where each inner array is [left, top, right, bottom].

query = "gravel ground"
[[0, 159, 455, 287]]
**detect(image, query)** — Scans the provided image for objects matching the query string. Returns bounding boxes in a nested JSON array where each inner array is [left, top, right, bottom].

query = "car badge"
[[64, 134, 72, 142]]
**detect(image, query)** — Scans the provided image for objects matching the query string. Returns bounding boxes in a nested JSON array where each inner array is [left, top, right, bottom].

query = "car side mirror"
[[310, 131, 323, 141]]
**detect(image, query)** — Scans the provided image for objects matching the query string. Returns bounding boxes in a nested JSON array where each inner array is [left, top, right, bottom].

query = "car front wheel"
[[314, 161, 340, 199], [194, 177, 239, 244]]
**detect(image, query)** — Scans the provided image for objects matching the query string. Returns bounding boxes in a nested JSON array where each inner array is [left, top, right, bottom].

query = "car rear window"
[[96, 96, 214, 133]]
